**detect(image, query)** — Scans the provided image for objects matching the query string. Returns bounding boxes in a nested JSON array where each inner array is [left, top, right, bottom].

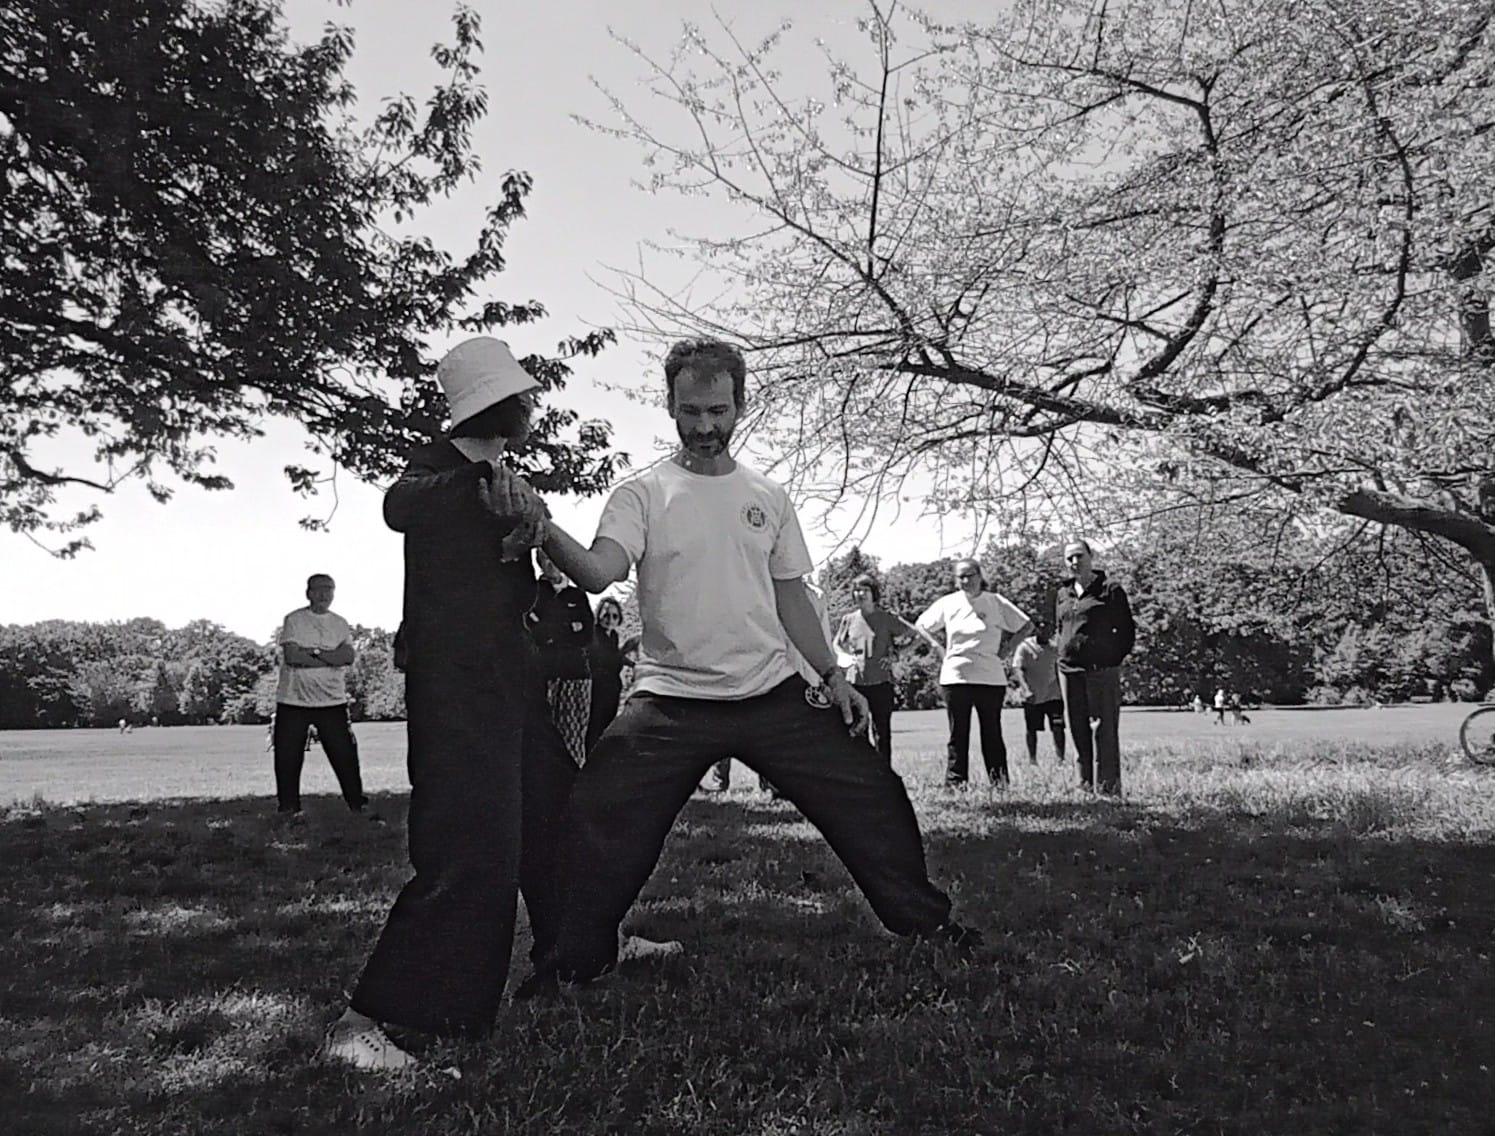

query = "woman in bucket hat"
[[324, 337, 578, 1069]]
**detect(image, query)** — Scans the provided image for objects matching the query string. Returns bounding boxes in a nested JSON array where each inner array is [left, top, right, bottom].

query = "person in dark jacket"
[[1054, 539, 1136, 795], [528, 550, 595, 764], [324, 337, 577, 1071]]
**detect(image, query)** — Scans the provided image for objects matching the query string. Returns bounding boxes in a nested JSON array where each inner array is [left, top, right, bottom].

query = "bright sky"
[[1, 0, 999, 641]]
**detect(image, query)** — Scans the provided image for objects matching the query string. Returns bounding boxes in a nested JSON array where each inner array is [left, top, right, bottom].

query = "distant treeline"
[[3, 527, 1490, 729], [0, 619, 402, 730]]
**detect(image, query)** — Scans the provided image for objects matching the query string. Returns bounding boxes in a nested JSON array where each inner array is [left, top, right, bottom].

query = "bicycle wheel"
[[1459, 706, 1495, 765]]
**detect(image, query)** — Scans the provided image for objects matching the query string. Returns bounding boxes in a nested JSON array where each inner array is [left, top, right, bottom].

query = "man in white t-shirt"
[[520, 338, 977, 989], [272, 573, 370, 818]]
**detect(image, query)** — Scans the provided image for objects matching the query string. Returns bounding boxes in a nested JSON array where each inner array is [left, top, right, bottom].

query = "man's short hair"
[[307, 573, 334, 589], [1065, 538, 1093, 555], [851, 573, 881, 603], [663, 338, 747, 408]]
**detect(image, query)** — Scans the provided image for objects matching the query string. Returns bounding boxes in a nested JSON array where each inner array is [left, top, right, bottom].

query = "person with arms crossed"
[[914, 560, 1034, 788], [272, 573, 370, 820], [324, 337, 577, 1071], [523, 338, 979, 990], [1055, 539, 1137, 795]]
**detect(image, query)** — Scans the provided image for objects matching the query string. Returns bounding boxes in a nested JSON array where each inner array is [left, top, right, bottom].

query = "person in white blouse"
[[914, 559, 1034, 787]]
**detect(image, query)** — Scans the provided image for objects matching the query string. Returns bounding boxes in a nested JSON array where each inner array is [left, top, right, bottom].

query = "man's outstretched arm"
[[541, 522, 631, 595]]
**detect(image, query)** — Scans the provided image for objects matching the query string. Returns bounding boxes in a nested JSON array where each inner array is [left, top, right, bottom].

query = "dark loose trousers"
[[349, 659, 576, 1037], [1060, 666, 1122, 794], [940, 683, 1009, 785], [544, 677, 952, 982], [272, 702, 366, 812], [853, 682, 896, 765]]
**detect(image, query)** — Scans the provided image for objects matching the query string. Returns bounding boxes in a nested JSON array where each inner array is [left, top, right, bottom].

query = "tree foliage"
[[1, 0, 621, 554], [594, 0, 1495, 647]]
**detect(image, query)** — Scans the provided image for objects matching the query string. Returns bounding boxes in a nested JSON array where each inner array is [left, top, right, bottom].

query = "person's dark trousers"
[[1021, 700, 1067, 763], [349, 659, 577, 1038], [541, 677, 953, 983], [272, 702, 367, 812], [586, 680, 622, 756], [940, 683, 1009, 785], [1060, 667, 1123, 795], [854, 682, 896, 765]]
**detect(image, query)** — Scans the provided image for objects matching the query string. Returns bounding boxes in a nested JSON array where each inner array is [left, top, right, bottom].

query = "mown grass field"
[[2, 707, 1493, 1134]]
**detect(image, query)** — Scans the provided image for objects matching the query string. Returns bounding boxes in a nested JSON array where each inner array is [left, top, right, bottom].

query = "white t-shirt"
[[276, 607, 353, 707], [916, 590, 1031, 686], [596, 460, 814, 699]]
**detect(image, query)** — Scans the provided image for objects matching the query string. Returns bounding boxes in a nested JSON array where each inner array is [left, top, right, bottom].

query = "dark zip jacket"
[[526, 582, 594, 681], [1055, 569, 1135, 673]]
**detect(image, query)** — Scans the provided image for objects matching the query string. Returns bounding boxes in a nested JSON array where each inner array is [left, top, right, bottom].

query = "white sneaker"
[[618, 933, 684, 962], [325, 1019, 417, 1073]]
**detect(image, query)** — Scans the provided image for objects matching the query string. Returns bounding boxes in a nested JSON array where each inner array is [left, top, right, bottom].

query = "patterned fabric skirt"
[[547, 677, 594, 766]]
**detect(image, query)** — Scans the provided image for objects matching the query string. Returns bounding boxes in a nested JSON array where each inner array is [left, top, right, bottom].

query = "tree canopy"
[[1, 0, 620, 554], [594, 0, 1495, 641]]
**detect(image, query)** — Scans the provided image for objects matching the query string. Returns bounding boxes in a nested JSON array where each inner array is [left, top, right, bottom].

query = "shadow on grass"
[[2, 788, 1493, 1135]]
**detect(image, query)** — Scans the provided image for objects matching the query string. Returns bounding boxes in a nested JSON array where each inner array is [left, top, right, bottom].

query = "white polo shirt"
[[596, 460, 813, 699]]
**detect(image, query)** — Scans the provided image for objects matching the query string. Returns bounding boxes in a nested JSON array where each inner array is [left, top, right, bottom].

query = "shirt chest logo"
[[740, 503, 768, 532]]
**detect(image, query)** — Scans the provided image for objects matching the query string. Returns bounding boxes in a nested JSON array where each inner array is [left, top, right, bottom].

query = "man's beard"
[[679, 427, 732, 457]]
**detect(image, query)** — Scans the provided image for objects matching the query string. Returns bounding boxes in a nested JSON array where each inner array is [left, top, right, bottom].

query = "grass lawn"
[[2, 708, 1493, 1134]]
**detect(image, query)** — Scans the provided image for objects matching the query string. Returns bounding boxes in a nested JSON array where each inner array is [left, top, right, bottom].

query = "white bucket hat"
[[435, 337, 541, 426]]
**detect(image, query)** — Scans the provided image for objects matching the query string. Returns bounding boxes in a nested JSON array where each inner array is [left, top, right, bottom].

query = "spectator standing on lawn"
[[1213, 687, 1229, 725], [1055, 540, 1137, 795], [833, 573, 919, 766], [527, 337, 977, 990], [527, 550, 595, 765], [1229, 691, 1252, 725], [1011, 625, 1067, 763], [914, 560, 1034, 788], [324, 337, 577, 1072], [272, 573, 370, 820], [585, 596, 635, 755]]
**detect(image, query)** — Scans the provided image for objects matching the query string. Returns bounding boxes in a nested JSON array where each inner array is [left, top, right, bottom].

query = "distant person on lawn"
[[1011, 624, 1066, 763], [525, 337, 979, 992], [1055, 540, 1136, 795], [527, 550, 596, 764], [833, 573, 920, 766], [585, 595, 636, 755], [272, 573, 370, 819], [914, 559, 1034, 788]]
